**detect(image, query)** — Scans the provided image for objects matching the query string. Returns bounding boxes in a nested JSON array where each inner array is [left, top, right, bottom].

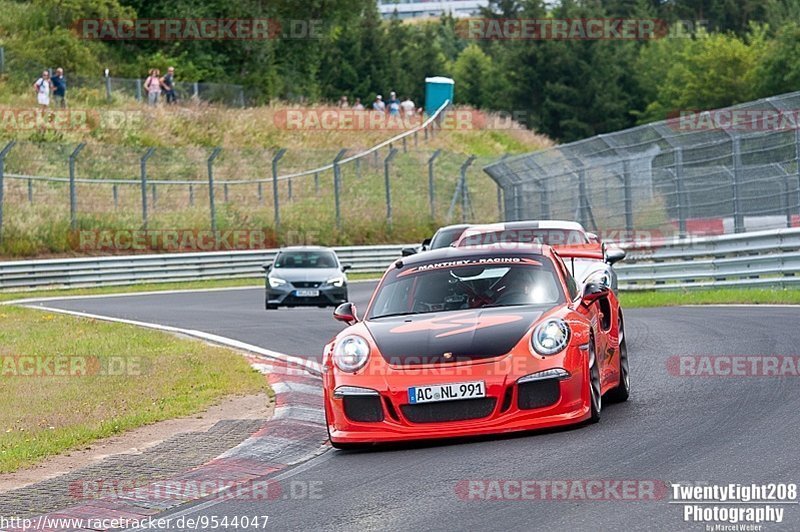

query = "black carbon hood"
[[365, 307, 546, 366]]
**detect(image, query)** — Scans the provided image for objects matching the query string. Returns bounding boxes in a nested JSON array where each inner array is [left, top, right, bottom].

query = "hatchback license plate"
[[295, 289, 320, 297]]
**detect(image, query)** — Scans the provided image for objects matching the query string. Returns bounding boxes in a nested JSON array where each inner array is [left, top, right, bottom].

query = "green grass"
[[0, 304, 269, 473], [0, 272, 381, 303], [620, 287, 800, 308]]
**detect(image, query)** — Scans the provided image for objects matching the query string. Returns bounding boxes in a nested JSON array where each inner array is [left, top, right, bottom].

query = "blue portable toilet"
[[425, 76, 454, 116]]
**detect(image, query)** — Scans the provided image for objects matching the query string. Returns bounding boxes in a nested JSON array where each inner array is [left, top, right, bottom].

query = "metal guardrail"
[[0, 245, 406, 290], [1, 229, 798, 291], [616, 227, 800, 291]]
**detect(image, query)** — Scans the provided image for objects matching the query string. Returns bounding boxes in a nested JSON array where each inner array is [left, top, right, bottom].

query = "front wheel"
[[588, 338, 602, 423], [607, 320, 630, 403]]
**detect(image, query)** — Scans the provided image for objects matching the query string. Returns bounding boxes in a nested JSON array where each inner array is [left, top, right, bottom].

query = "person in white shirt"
[[400, 96, 416, 117], [372, 95, 386, 112], [33, 71, 52, 108]]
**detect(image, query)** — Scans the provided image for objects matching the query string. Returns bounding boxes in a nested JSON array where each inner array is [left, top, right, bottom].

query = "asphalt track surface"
[[30, 285, 800, 531]]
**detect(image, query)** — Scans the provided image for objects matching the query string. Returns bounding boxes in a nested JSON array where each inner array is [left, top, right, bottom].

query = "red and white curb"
[[3, 304, 328, 532]]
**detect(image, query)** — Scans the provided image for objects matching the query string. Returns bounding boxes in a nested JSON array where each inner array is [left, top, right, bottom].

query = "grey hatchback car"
[[263, 247, 350, 309]]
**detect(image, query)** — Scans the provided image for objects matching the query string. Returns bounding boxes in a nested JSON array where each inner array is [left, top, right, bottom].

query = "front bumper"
[[266, 282, 348, 307], [323, 347, 591, 444]]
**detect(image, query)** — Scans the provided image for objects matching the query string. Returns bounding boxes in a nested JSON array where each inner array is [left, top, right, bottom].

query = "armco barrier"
[[1, 228, 799, 291]]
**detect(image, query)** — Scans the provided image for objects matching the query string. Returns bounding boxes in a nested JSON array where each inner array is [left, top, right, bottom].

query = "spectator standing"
[[400, 96, 415, 118], [386, 91, 401, 116], [338, 95, 350, 108], [51, 68, 66, 108], [162, 66, 176, 104], [144, 69, 162, 106], [353, 97, 365, 110], [33, 70, 52, 108], [372, 94, 385, 112]]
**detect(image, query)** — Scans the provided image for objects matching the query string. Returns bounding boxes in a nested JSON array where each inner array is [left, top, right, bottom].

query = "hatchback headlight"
[[326, 276, 345, 287], [333, 335, 370, 372], [268, 277, 287, 288], [531, 319, 571, 356]]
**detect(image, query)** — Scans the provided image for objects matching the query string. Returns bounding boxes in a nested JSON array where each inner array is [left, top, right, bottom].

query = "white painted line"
[[22, 304, 323, 376]]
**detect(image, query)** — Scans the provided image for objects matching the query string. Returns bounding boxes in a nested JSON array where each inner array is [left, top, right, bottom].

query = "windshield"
[[429, 227, 468, 249], [274, 250, 338, 269], [458, 229, 589, 247], [369, 256, 564, 319]]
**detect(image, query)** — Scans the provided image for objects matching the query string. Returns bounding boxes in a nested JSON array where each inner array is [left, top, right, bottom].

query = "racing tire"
[[266, 303, 278, 310], [606, 316, 630, 403], [588, 338, 602, 423]]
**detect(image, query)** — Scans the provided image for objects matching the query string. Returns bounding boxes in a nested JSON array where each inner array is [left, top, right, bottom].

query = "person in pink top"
[[144, 69, 163, 106]]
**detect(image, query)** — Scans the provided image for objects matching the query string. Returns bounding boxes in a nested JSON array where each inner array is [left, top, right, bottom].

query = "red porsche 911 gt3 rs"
[[322, 244, 630, 448]]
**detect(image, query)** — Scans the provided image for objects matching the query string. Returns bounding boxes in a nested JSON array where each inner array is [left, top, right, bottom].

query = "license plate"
[[295, 289, 320, 297], [408, 381, 486, 404]]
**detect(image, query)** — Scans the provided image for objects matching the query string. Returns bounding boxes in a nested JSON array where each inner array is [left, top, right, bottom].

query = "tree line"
[[3, 0, 800, 142]]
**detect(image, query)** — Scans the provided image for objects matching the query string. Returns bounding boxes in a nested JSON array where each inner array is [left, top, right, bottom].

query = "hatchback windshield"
[[369, 256, 564, 319], [274, 251, 338, 269]]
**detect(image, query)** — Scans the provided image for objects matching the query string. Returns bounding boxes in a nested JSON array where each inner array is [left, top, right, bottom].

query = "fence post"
[[193, 82, 199, 99], [795, 128, 800, 217], [674, 148, 687, 236], [402, 136, 408, 153], [622, 159, 634, 234], [0, 46, 4, 74], [257, 182, 263, 205], [459, 156, 476, 223], [333, 149, 348, 229], [189, 184, 194, 207], [0, 140, 16, 246], [538, 180, 550, 219], [113, 184, 119, 209], [224, 183, 229, 203], [287, 175, 293, 201], [355, 158, 361, 179], [105, 76, 112, 102], [207, 147, 221, 232], [577, 170, 588, 228], [27, 179, 33, 204], [428, 149, 442, 220], [782, 170, 792, 228], [139, 147, 155, 229], [151, 183, 157, 211], [384, 148, 398, 227], [314, 172, 320, 194], [731, 135, 744, 233], [69, 143, 86, 230], [513, 185, 521, 221], [135, 79, 142, 102], [272, 148, 287, 228]]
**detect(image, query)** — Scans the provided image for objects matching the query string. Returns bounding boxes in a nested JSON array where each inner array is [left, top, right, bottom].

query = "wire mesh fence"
[[484, 91, 800, 240], [0, 134, 503, 256]]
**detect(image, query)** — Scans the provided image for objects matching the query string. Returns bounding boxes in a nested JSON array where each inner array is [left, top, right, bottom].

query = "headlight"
[[333, 335, 370, 372], [326, 276, 345, 287], [531, 319, 571, 356], [268, 277, 287, 288]]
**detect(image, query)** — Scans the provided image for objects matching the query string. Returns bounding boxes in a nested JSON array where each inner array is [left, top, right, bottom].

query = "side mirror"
[[261, 262, 273, 272], [421, 238, 432, 251], [341, 264, 352, 272], [333, 302, 359, 325], [401, 246, 418, 257], [605, 247, 626, 265], [581, 282, 609, 306]]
